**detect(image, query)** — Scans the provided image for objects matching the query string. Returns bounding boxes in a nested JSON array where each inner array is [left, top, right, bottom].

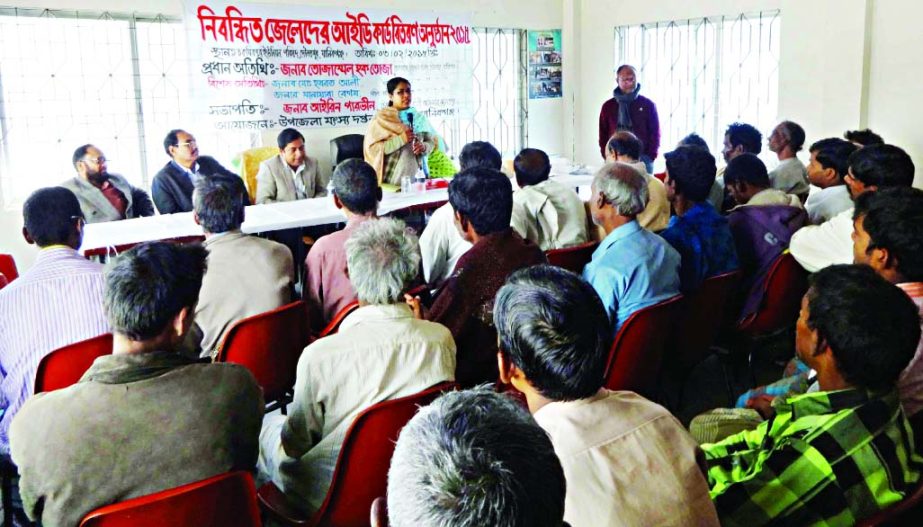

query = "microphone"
[[407, 113, 422, 169]]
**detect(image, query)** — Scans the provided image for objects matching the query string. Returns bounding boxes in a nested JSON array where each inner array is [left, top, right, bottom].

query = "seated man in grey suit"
[[10, 241, 264, 527], [62, 144, 154, 223], [152, 129, 247, 214], [255, 128, 327, 204], [190, 175, 294, 357]]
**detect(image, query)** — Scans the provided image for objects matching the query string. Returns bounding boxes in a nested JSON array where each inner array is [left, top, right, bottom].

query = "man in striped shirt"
[[703, 264, 923, 526], [0, 187, 108, 454]]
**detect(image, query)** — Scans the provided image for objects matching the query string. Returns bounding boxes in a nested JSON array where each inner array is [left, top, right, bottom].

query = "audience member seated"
[[854, 189, 923, 420], [790, 144, 915, 272], [605, 131, 670, 231], [260, 218, 455, 515], [703, 264, 922, 526], [63, 144, 154, 223], [152, 129, 247, 214], [660, 146, 739, 293], [678, 132, 725, 210], [383, 387, 566, 527], [724, 153, 807, 320], [844, 128, 884, 148], [510, 148, 587, 250], [409, 167, 546, 386], [582, 162, 680, 332], [692, 188, 923, 444], [255, 127, 327, 204], [767, 121, 810, 200], [803, 138, 859, 224], [0, 187, 109, 456], [10, 242, 263, 527], [419, 141, 498, 286], [719, 122, 762, 184], [495, 265, 719, 526], [189, 175, 293, 357], [304, 159, 381, 331]]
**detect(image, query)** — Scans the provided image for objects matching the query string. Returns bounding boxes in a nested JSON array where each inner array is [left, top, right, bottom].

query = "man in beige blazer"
[[191, 174, 294, 357], [255, 128, 327, 204], [62, 144, 155, 223]]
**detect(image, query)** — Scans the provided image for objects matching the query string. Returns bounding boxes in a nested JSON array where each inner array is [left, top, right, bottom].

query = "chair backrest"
[[673, 271, 742, 370], [329, 134, 365, 169], [35, 333, 113, 393], [605, 295, 683, 397], [738, 252, 809, 337], [545, 241, 599, 275], [856, 479, 923, 526], [238, 146, 280, 203], [312, 382, 456, 527], [79, 471, 260, 527], [216, 301, 308, 403], [0, 272, 7, 290], [317, 301, 360, 339], [0, 254, 18, 282]]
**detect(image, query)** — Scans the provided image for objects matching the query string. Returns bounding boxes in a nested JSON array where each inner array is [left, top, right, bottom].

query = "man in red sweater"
[[598, 64, 661, 172]]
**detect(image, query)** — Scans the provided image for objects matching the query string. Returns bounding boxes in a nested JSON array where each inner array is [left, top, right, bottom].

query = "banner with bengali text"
[[186, 2, 473, 131]]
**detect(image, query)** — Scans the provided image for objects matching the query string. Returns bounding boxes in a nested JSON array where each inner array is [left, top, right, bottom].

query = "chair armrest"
[[257, 482, 311, 526]]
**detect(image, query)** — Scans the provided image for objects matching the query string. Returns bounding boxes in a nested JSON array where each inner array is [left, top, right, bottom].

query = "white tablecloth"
[[81, 188, 448, 255]]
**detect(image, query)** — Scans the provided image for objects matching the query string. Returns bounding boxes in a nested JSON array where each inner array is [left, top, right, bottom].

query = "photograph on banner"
[[185, 2, 474, 134], [528, 29, 562, 99]]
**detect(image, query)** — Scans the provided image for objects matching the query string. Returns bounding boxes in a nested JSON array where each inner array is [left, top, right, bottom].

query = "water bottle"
[[413, 168, 426, 192], [401, 176, 412, 194]]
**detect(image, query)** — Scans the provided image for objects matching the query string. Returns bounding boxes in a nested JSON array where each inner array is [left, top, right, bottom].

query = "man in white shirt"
[[510, 148, 587, 250], [496, 264, 718, 527], [791, 144, 915, 272], [767, 121, 810, 200], [259, 217, 456, 515], [255, 128, 326, 204], [419, 141, 500, 285], [606, 131, 670, 231], [803, 138, 858, 224]]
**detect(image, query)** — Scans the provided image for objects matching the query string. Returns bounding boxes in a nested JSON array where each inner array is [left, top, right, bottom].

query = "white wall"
[[0, 0, 564, 268]]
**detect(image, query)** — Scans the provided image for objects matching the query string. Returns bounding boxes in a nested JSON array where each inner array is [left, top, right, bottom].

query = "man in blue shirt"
[[661, 146, 739, 293], [583, 162, 681, 332]]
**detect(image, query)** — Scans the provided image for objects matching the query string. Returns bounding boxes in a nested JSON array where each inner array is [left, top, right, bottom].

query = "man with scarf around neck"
[[9, 242, 263, 527], [598, 65, 661, 172]]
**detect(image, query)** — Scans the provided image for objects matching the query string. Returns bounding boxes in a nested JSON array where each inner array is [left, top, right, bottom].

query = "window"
[[430, 27, 527, 159], [614, 10, 780, 168], [0, 9, 527, 209]]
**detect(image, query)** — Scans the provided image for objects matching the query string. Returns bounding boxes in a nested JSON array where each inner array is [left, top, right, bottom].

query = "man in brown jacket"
[[10, 242, 263, 527]]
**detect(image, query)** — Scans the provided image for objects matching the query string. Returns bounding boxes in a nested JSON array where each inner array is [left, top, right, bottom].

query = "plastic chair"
[[0, 273, 8, 290], [35, 333, 113, 393], [545, 241, 599, 275], [604, 295, 683, 399], [0, 254, 18, 282], [856, 479, 923, 526], [317, 301, 360, 339], [673, 271, 742, 371], [237, 146, 279, 203], [329, 134, 365, 171], [737, 252, 809, 337], [79, 471, 260, 527], [216, 301, 308, 413], [258, 382, 457, 527]]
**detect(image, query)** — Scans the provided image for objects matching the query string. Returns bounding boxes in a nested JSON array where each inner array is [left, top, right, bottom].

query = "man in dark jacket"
[[598, 65, 660, 172], [151, 129, 248, 214]]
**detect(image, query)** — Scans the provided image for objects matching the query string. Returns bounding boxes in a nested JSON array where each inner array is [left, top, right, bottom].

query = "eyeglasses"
[[82, 156, 106, 164], [70, 215, 86, 226], [176, 140, 197, 148]]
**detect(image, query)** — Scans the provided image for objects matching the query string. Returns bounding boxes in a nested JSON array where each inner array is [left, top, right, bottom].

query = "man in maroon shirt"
[[598, 65, 661, 173], [407, 167, 546, 386], [62, 144, 154, 223]]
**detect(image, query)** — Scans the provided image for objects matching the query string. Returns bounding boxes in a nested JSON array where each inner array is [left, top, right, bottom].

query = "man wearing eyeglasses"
[[151, 129, 247, 214], [62, 144, 155, 223], [255, 128, 327, 204]]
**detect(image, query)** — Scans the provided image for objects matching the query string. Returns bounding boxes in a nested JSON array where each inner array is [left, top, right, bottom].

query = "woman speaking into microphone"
[[364, 77, 451, 186]]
